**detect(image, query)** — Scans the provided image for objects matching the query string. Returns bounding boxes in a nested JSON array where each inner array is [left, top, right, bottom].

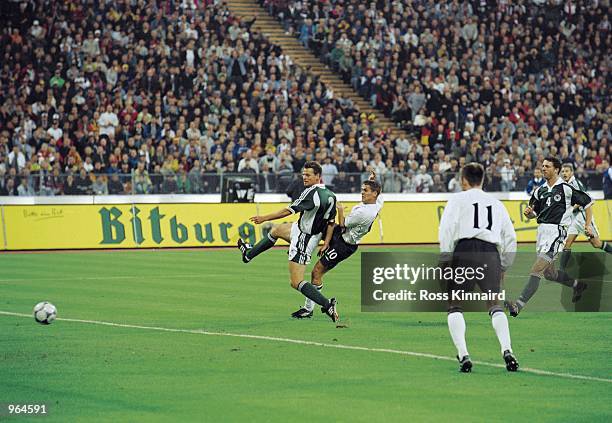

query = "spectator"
[[238, 151, 259, 174], [448, 173, 462, 193], [17, 178, 35, 196], [526, 168, 545, 195], [92, 175, 108, 195], [98, 105, 119, 138], [108, 174, 124, 195], [177, 168, 191, 193], [162, 174, 179, 194], [500, 160, 516, 192], [74, 169, 92, 195], [321, 157, 338, 187], [604, 167, 612, 200], [431, 174, 447, 193], [0, 168, 8, 195], [402, 170, 417, 193], [189, 160, 203, 194], [8, 145, 26, 172], [134, 164, 152, 194], [415, 165, 433, 193], [259, 148, 280, 173], [46, 115, 63, 142], [63, 175, 79, 195]]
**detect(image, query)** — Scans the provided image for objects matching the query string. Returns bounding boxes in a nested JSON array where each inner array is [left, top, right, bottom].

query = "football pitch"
[[1, 246, 611, 422]]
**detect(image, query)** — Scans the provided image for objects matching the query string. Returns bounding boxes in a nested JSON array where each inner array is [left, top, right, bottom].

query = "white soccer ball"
[[33, 301, 57, 325]]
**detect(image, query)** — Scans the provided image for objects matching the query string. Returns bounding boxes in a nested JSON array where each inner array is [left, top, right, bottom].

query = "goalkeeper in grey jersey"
[[292, 172, 383, 319]]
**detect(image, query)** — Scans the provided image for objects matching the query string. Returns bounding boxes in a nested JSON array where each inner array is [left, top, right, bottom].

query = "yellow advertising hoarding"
[[1, 200, 609, 250]]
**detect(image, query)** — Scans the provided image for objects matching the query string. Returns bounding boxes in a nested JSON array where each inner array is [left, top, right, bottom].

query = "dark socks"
[[559, 249, 571, 271], [518, 275, 541, 305], [549, 269, 575, 287], [297, 281, 330, 309], [246, 233, 277, 260]]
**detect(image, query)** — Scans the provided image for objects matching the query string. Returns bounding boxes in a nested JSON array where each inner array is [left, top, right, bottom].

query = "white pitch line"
[[1, 310, 610, 384]]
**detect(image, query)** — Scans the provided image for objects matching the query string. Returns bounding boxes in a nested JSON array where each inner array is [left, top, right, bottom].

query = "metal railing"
[[2, 170, 605, 196]]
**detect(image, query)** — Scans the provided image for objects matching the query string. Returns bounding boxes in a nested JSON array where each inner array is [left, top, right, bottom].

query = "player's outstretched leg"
[[489, 305, 518, 371], [507, 257, 552, 316], [597, 240, 612, 254], [242, 232, 278, 262], [543, 266, 587, 303], [448, 307, 471, 372], [237, 239, 253, 263], [506, 274, 540, 317]]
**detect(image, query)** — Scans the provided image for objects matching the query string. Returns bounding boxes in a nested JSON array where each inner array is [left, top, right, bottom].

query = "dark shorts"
[[447, 238, 502, 295], [319, 226, 358, 271]]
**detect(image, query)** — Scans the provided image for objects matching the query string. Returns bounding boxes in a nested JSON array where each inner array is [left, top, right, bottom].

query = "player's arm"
[[319, 197, 338, 256], [254, 187, 316, 223], [250, 208, 293, 224], [524, 191, 539, 219], [438, 198, 458, 264], [499, 207, 518, 271], [584, 205, 594, 237], [318, 221, 335, 257], [250, 189, 316, 223], [336, 201, 346, 226], [570, 186, 594, 235], [371, 170, 385, 209]]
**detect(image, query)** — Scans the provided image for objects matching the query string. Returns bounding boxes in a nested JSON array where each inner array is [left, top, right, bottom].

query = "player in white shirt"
[[438, 163, 519, 373], [292, 172, 383, 319], [559, 163, 612, 271]]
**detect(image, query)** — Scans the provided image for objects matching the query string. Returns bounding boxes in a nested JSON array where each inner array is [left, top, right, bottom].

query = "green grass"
[[1, 246, 611, 422]]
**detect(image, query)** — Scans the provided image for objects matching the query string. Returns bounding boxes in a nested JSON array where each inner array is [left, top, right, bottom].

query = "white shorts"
[[288, 222, 322, 265], [536, 223, 568, 262], [568, 211, 599, 237]]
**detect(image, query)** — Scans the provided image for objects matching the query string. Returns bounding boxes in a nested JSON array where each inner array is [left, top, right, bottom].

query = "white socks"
[[449, 311, 513, 359], [447, 312, 469, 358], [491, 311, 513, 354]]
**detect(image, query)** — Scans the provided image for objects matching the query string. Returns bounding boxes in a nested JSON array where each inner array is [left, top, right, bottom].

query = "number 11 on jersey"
[[473, 203, 493, 230]]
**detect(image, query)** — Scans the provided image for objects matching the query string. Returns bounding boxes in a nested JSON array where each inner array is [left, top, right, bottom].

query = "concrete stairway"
[[227, 0, 408, 140]]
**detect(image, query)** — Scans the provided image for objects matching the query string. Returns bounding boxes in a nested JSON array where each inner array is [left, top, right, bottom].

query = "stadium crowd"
[[269, 0, 611, 193], [0, 0, 610, 197]]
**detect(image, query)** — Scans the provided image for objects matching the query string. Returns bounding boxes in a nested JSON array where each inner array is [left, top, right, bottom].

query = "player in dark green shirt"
[[237, 161, 340, 322], [506, 157, 594, 316]]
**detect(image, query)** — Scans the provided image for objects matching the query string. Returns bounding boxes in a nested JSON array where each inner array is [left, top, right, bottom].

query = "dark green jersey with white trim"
[[287, 184, 337, 235], [529, 178, 592, 226]]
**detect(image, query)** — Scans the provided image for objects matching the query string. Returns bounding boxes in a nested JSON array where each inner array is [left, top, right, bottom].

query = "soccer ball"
[[33, 301, 57, 325]]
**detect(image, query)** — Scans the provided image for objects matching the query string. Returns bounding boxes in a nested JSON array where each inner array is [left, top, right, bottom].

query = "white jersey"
[[566, 175, 598, 236], [566, 175, 587, 194], [342, 196, 384, 245], [439, 188, 517, 269]]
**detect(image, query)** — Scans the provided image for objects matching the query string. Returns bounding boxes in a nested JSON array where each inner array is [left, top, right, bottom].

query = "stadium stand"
[[0, 0, 609, 196], [263, 0, 610, 191]]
